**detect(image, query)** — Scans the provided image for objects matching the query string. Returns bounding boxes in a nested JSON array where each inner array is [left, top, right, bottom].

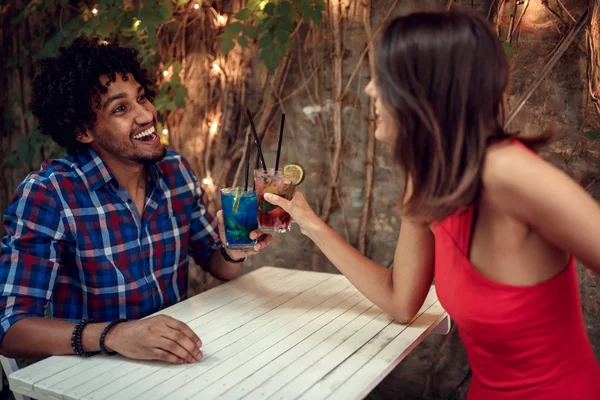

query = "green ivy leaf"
[[258, 33, 273, 49], [583, 130, 600, 140], [95, 18, 118, 38], [277, 1, 294, 18], [278, 17, 295, 32], [263, 3, 276, 16], [227, 21, 244, 35], [261, 46, 280, 71], [252, 13, 265, 24], [298, 0, 312, 22], [2, 152, 19, 169], [153, 93, 170, 113], [218, 28, 237, 53], [235, 8, 251, 21], [238, 36, 249, 48], [309, 8, 323, 27], [275, 27, 290, 45], [220, 37, 235, 53], [247, 0, 263, 11], [170, 73, 181, 85], [172, 61, 183, 74], [155, 0, 174, 21], [274, 41, 287, 59], [244, 26, 259, 39], [174, 94, 186, 108]]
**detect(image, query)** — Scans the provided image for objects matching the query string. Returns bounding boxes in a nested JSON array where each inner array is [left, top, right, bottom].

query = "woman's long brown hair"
[[375, 10, 553, 222]]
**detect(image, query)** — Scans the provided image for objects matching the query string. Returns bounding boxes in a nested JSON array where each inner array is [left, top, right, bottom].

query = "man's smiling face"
[[79, 72, 165, 166]]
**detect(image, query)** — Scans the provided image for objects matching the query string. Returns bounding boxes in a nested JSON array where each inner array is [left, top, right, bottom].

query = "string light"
[[92, 8, 98, 15], [202, 177, 212, 185], [162, 128, 169, 135], [209, 122, 219, 136], [194, 3, 200, 9], [133, 20, 141, 29], [216, 14, 228, 27], [163, 70, 169, 77], [212, 63, 222, 73]]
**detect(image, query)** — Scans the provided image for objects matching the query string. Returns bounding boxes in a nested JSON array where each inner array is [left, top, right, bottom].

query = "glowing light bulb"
[[212, 63, 221, 73], [163, 70, 169, 77], [217, 14, 227, 27], [209, 122, 218, 136], [92, 8, 98, 15], [134, 20, 141, 29], [202, 177, 212, 185], [194, 3, 200, 9], [162, 128, 169, 135]]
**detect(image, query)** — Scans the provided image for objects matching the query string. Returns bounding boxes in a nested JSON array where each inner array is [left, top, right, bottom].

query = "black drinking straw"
[[253, 135, 261, 190], [274, 113, 285, 171], [243, 132, 252, 191], [246, 109, 267, 171]]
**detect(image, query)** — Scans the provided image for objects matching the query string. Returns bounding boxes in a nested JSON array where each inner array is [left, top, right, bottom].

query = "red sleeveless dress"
[[433, 147, 600, 399]]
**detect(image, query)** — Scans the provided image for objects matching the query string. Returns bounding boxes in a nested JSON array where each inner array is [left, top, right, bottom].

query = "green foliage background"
[[2, 0, 324, 169]]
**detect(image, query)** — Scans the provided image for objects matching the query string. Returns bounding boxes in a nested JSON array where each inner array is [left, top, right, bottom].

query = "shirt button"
[[127, 199, 132, 204]]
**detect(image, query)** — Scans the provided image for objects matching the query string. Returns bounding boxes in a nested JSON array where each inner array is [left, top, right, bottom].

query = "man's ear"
[[76, 130, 94, 144]]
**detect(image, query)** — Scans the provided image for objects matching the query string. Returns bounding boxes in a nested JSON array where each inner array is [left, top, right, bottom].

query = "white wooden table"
[[8, 266, 449, 400]]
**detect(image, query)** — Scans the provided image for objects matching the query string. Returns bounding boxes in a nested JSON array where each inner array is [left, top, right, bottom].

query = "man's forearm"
[[0, 317, 110, 359], [207, 249, 243, 281]]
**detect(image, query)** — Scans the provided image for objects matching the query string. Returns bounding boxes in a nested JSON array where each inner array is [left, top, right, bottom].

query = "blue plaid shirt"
[[0, 147, 220, 343]]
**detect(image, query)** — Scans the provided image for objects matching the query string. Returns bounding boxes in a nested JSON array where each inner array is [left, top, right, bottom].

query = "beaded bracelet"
[[71, 318, 99, 357], [99, 318, 127, 355]]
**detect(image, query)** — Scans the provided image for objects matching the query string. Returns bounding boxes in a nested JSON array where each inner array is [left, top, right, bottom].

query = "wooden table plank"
[[262, 287, 439, 400], [157, 267, 293, 317], [8, 267, 448, 400], [215, 296, 375, 400], [136, 276, 352, 400], [326, 302, 448, 400], [299, 290, 442, 399], [44, 267, 320, 400], [186, 286, 361, 399], [82, 271, 339, 400]]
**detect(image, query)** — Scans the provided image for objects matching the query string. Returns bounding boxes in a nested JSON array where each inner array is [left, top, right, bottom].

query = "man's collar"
[[75, 147, 164, 191], [76, 147, 118, 191]]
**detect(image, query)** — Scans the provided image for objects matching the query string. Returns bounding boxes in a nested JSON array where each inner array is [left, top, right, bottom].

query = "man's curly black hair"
[[31, 36, 156, 156]]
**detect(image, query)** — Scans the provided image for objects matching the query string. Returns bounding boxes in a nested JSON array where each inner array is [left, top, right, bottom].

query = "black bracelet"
[[220, 244, 246, 263], [71, 318, 99, 357], [99, 318, 127, 355]]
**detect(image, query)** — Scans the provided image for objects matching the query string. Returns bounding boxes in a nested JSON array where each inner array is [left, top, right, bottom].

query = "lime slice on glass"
[[283, 163, 305, 185], [232, 186, 243, 212]]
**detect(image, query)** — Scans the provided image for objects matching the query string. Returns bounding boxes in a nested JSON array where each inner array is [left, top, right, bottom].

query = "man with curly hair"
[[0, 36, 272, 364]]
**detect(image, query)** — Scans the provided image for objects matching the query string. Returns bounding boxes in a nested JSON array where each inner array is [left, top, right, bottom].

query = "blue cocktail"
[[220, 188, 258, 250]]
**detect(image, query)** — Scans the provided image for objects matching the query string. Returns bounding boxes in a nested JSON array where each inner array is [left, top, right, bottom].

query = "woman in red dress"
[[265, 9, 600, 399]]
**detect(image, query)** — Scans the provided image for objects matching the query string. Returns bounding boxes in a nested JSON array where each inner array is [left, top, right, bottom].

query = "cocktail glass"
[[220, 188, 258, 249], [254, 169, 295, 233]]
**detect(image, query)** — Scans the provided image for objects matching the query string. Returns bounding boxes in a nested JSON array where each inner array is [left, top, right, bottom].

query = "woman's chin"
[[374, 126, 394, 144]]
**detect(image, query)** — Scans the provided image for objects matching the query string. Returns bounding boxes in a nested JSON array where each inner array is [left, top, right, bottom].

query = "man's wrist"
[[80, 321, 106, 354], [220, 244, 246, 263], [103, 321, 124, 353]]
